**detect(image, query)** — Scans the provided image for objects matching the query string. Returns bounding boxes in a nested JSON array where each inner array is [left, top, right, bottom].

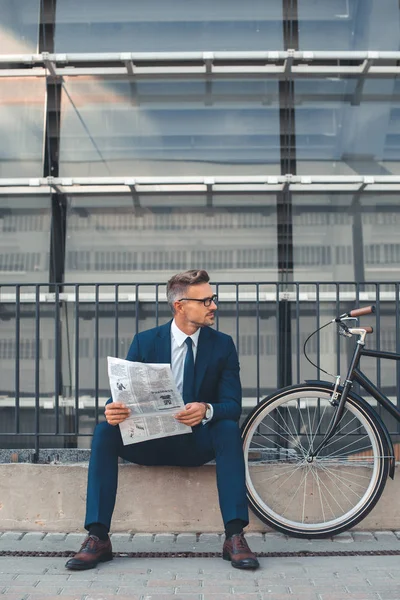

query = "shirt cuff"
[[202, 403, 214, 425]]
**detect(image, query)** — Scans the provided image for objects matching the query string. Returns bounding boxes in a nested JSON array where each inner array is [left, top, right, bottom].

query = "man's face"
[[174, 282, 217, 329]]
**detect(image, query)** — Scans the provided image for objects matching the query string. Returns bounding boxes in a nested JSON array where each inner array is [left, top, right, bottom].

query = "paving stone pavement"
[[1, 554, 400, 600], [2, 530, 400, 554]]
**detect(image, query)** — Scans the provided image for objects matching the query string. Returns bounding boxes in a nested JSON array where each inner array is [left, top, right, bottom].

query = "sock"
[[88, 523, 109, 541], [225, 519, 246, 539]]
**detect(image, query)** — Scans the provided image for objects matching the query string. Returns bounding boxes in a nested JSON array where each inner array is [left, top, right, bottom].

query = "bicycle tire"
[[242, 383, 390, 538]]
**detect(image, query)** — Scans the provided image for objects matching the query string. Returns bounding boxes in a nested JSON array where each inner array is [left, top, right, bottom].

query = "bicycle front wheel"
[[242, 384, 390, 538]]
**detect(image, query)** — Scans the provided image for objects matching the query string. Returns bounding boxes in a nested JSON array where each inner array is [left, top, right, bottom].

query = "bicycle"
[[241, 305, 399, 538]]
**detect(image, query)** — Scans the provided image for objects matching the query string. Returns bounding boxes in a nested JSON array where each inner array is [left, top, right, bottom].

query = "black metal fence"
[[1, 281, 400, 458]]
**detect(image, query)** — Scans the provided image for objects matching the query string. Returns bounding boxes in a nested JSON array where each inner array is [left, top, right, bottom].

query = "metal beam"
[[2, 175, 400, 195], [2, 51, 400, 78], [0, 289, 398, 304]]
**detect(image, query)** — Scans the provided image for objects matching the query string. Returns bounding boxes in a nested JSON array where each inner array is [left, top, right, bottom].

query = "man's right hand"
[[104, 402, 131, 426]]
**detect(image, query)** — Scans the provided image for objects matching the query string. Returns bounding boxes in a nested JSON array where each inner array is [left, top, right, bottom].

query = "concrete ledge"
[[1, 463, 400, 532]]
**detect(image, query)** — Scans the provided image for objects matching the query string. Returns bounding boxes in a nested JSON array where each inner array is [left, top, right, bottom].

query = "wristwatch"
[[202, 403, 212, 420]]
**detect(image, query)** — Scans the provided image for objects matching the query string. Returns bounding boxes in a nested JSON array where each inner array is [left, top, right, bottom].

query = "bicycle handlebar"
[[348, 305, 376, 317], [361, 326, 374, 334]]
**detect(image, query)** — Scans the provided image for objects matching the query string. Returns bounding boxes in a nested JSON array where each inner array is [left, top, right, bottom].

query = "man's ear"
[[173, 300, 182, 314]]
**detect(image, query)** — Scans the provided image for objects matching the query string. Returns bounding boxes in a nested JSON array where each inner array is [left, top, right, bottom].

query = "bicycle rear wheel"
[[242, 383, 390, 538]]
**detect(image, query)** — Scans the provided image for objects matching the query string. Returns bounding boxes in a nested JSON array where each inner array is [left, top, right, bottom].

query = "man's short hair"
[[167, 269, 210, 313]]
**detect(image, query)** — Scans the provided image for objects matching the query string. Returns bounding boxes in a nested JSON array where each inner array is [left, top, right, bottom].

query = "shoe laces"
[[80, 535, 98, 551], [233, 533, 248, 551]]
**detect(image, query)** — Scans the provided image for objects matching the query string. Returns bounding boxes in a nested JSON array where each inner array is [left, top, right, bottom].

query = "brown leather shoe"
[[65, 535, 113, 570], [222, 532, 259, 569]]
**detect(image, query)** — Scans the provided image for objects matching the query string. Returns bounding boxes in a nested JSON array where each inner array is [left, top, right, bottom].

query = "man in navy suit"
[[66, 269, 259, 571]]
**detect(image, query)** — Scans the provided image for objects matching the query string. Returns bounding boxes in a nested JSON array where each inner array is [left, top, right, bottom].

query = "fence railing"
[[1, 281, 400, 459]]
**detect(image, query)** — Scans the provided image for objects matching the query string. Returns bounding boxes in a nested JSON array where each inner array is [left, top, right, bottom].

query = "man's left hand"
[[175, 402, 206, 427]]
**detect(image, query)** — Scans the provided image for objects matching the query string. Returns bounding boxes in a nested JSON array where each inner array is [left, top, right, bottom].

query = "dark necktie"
[[182, 336, 195, 405]]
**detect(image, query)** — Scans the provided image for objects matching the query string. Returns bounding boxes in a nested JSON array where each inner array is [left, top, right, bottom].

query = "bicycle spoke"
[[283, 404, 312, 454], [306, 399, 318, 453], [275, 407, 308, 456], [308, 466, 347, 515], [299, 400, 315, 452], [302, 467, 309, 523], [250, 429, 303, 454], [317, 462, 365, 496], [309, 464, 336, 522], [266, 460, 307, 494], [316, 464, 373, 479], [308, 400, 331, 450], [321, 423, 368, 453], [279, 466, 311, 518], [249, 465, 302, 484], [322, 437, 373, 459], [253, 414, 306, 451]]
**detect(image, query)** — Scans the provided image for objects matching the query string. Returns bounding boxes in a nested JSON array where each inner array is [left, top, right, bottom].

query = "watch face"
[[205, 407, 211, 419]]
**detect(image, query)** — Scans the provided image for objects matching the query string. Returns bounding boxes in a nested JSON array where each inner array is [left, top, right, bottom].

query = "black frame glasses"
[[178, 294, 218, 307]]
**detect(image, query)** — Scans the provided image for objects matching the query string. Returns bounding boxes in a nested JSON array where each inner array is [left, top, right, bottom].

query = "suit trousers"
[[85, 419, 249, 530]]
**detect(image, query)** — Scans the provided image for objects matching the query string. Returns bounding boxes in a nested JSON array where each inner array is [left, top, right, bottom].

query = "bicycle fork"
[[308, 333, 366, 460]]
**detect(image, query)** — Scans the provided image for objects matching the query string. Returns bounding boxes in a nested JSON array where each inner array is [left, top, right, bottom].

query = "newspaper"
[[107, 356, 191, 445]]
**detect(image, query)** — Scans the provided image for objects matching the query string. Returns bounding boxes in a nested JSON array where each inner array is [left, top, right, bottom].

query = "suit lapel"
[[195, 327, 213, 398], [155, 321, 172, 364]]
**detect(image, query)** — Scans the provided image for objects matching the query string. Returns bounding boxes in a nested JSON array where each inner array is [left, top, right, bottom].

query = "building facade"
[[1, 0, 400, 450]]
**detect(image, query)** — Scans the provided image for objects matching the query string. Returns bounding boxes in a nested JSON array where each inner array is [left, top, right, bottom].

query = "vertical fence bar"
[[316, 283, 320, 378], [135, 284, 139, 335], [336, 283, 340, 377], [275, 283, 280, 389], [295, 283, 300, 384], [115, 284, 119, 357], [235, 284, 240, 354], [376, 283, 381, 392], [353, 281, 360, 398], [373, 283, 381, 418], [15, 285, 21, 434], [155, 284, 159, 328], [34, 285, 41, 462], [215, 282, 220, 331], [94, 284, 100, 425], [74, 285, 80, 435], [54, 283, 60, 434], [396, 282, 400, 432], [256, 283, 260, 403]]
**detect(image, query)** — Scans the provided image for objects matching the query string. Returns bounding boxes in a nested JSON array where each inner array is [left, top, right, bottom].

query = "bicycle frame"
[[310, 338, 400, 459]]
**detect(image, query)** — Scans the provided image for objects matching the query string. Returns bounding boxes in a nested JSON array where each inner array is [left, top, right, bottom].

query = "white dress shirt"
[[170, 319, 213, 423]]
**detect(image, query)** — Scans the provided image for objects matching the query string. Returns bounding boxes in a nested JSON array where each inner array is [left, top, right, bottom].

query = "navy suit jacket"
[[121, 320, 242, 422]]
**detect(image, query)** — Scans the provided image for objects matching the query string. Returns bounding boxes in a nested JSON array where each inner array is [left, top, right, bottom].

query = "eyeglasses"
[[178, 294, 218, 307]]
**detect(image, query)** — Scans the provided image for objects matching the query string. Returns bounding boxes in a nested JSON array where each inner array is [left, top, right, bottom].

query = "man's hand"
[[175, 402, 206, 427], [104, 402, 131, 426]]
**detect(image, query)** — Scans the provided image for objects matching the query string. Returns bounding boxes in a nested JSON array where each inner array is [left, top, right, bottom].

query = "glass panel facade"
[[361, 196, 400, 281], [64, 194, 278, 283], [55, 0, 283, 53], [298, 0, 400, 51], [295, 78, 400, 176], [59, 78, 281, 177], [0, 0, 40, 54], [292, 195, 354, 282], [0, 196, 52, 284], [0, 79, 46, 178], [292, 194, 400, 282]]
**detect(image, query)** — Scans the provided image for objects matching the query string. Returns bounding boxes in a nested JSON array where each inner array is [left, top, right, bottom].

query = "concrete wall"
[[1, 463, 400, 533]]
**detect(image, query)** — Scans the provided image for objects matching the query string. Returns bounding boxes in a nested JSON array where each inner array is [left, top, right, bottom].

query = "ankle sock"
[[88, 523, 109, 541], [225, 519, 246, 539]]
